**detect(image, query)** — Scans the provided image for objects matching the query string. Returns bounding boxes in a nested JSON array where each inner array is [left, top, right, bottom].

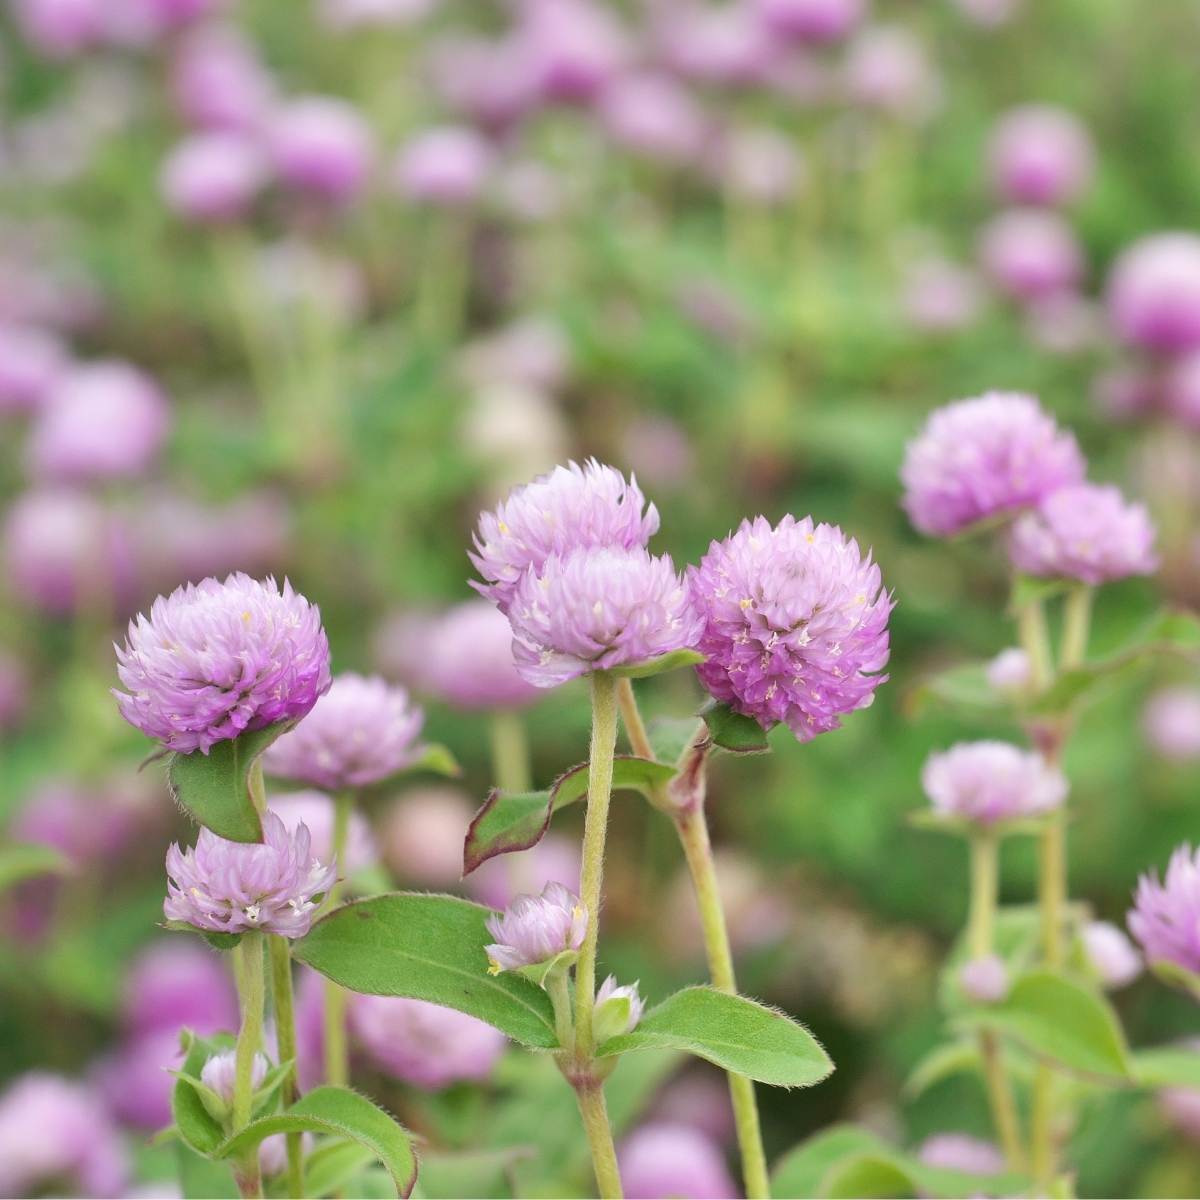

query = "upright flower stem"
[[968, 834, 1025, 1170], [615, 679, 771, 1200], [323, 791, 354, 1088], [269, 935, 304, 1200], [572, 669, 623, 1199], [233, 933, 266, 1199]]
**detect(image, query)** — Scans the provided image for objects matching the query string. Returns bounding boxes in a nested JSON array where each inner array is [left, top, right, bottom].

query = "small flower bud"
[[959, 954, 1010, 1003], [592, 975, 645, 1043], [484, 882, 587, 979], [198, 1050, 269, 1123]]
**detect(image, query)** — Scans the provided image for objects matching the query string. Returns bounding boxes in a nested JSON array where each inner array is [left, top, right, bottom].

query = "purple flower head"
[[1008, 483, 1158, 585], [382, 786, 473, 887], [350, 995, 507, 1089], [95, 1028, 182, 1131], [598, 73, 708, 167], [1128, 845, 1200, 979], [618, 1122, 738, 1200], [170, 25, 275, 133], [1082, 920, 1142, 990], [1143, 687, 1200, 762], [12, 0, 106, 59], [688, 514, 892, 741], [649, 1071, 735, 1145], [1160, 1085, 1200, 1143], [900, 392, 1085, 537], [123, 940, 238, 1037], [27, 361, 169, 484], [114, 573, 331, 755], [922, 741, 1067, 826], [161, 132, 267, 225], [594, 975, 645, 1040], [843, 25, 939, 121], [516, 0, 629, 103], [270, 790, 377, 875], [392, 126, 493, 207], [470, 459, 659, 612], [1107, 233, 1200, 354], [0, 1072, 129, 1198], [263, 672, 423, 790], [428, 35, 539, 133], [959, 954, 1010, 1003], [917, 1133, 1005, 1176], [163, 810, 336, 938], [269, 97, 374, 207], [979, 208, 1083, 302], [0, 323, 70, 415], [986, 647, 1031, 695], [485, 881, 588, 974], [987, 104, 1094, 207], [655, 2, 777, 88], [200, 1049, 268, 1107], [509, 545, 702, 688], [755, 0, 865, 44], [11, 776, 153, 866]]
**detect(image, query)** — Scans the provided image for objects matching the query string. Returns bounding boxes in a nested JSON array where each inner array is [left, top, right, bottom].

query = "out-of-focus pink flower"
[[755, 0, 864, 44], [516, 0, 629, 103], [382, 786, 474, 887], [988, 104, 1094, 207], [160, 132, 268, 225], [619, 1122, 738, 1200], [170, 25, 275, 133], [12, 0, 106, 59], [1129, 844, 1200, 977], [94, 1029, 183, 1131], [1142, 688, 1200, 762], [959, 954, 1010, 1003], [718, 127, 804, 206], [10, 776, 154, 867], [427, 36, 538, 132], [392, 126, 493, 207], [269, 789, 378, 877], [1160, 1085, 1200, 1142], [1106, 233, 1200, 355], [843, 25, 939, 120], [598, 74, 708, 167], [1092, 367, 1158, 424], [979, 208, 1084, 302], [986, 647, 1031, 695], [900, 258, 984, 333], [123, 940, 238, 1037], [654, 2, 778, 88], [1164, 351, 1200, 429], [922, 741, 1066, 826], [1082, 920, 1142, 990], [269, 97, 374, 207], [465, 832, 581, 912], [649, 1070, 736, 1145], [0, 323, 70, 415], [917, 1133, 1005, 1175]]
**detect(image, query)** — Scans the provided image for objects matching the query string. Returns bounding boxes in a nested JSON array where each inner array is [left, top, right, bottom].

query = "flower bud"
[[592, 975, 645, 1043], [198, 1049, 269, 1123], [485, 882, 587, 980], [958, 954, 1010, 1003]]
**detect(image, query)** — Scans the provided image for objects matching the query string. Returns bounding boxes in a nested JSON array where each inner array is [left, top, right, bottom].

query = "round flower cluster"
[[921, 741, 1067, 826], [485, 882, 588, 975], [164, 810, 337, 938], [1107, 233, 1200, 355], [688, 515, 892, 739], [263, 672, 424, 790], [1128, 844, 1200, 978], [114, 573, 331, 755], [987, 104, 1094, 207]]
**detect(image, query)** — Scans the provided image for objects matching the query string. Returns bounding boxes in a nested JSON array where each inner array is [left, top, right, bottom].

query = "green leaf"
[[646, 717, 702, 765], [956, 968, 1132, 1080], [902, 1039, 981, 1097], [414, 1149, 531, 1199], [0, 843, 71, 891], [293, 892, 557, 1048], [772, 1126, 892, 1197], [175, 1142, 237, 1199], [215, 1086, 417, 1199], [908, 809, 1048, 840], [598, 986, 832, 1087], [1009, 574, 1072, 612], [169, 724, 293, 843], [608, 648, 705, 679], [171, 1031, 235, 1157], [904, 662, 1006, 719], [700, 701, 771, 755], [409, 743, 460, 778], [1132, 1045, 1200, 1089], [463, 756, 676, 875], [302, 1140, 379, 1199]]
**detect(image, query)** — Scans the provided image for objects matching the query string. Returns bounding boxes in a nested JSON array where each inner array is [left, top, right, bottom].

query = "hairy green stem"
[[546, 966, 575, 1053], [233, 934, 266, 1199], [269, 936, 304, 1199], [575, 1081, 623, 1200]]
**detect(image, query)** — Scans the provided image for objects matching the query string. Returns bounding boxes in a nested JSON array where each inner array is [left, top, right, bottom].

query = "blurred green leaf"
[[1132, 1046, 1200, 1089], [609, 649, 706, 679], [0, 843, 70, 891], [904, 662, 1006, 719], [409, 743, 460, 778], [413, 1148, 530, 1199], [701, 701, 771, 755], [302, 1140, 379, 1199], [175, 1142, 237, 1200], [172, 1030, 235, 1157]]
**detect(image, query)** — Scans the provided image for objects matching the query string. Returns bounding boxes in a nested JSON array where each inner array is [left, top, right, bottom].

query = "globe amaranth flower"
[[508, 545, 702, 687], [470, 459, 659, 612], [95, 1028, 184, 1131], [200, 1049, 269, 1108], [593, 975, 645, 1042], [0, 322, 69, 415], [986, 647, 1031, 695], [917, 1133, 1005, 1176], [1143, 687, 1200, 762], [269, 790, 377, 875], [160, 131, 268, 224], [1082, 920, 1142, 990], [1106, 233, 1200, 354], [1009, 483, 1158, 585], [268, 96, 374, 206], [164, 810, 336, 938], [123, 940, 238, 1038], [922, 741, 1067, 826], [987, 104, 1095, 207], [485, 882, 588, 975], [688, 514, 892, 740], [959, 955, 1010, 1004], [350, 995, 507, 1089], [263, 672, 423, 790], [618, 1123, 737, 1200], [901, 392, 1085, 537], [978, 209, 1083, 302], [114, 573, 331, 755], [1128, 845, 1200, 979]]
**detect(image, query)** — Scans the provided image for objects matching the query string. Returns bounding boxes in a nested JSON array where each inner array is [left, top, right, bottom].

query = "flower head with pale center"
[[485, 882, 588, 975]]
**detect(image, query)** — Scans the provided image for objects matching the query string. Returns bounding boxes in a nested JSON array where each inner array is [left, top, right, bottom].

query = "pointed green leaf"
[[302, 1140, 379, 1199], [609, 648, 705, 679], [175, 1142, 237, 1199], [598, 986, 832, 1087], [902, 1039, 982, 1098], [168, 723, 294, 843], [0, 843, 71, 891], [647, 717, 703, 765], [1132, 1045, 1200, 1089], [771, 1127, 890, 1198], [956, 968, 1132, 1080], [293, 892, 557, 1048], [409, 743, 460, 778], [462, 756, 676, 875], [904, 661, 1009, 721], [171, 1030, 235, 1156], [700, 701, 771, 755], [215, 1086, 417, 1198]]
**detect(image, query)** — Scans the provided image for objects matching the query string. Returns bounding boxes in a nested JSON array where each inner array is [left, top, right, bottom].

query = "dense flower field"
[[2, 0, 1200, 1197]]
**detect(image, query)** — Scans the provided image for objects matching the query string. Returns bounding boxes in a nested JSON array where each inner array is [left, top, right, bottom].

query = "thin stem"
[[574, 1081, 623, 1200], [1017, 597, 1053, 692], [546, 967, 575, 1053], [674, 803, 770, 1200], [616, 677, 654, 761], [269, 936, 304, 1199], [233, 934, 266, 1199], [489, 709, 532, 794], [1060, 586, 1093, 672], [323, 791, 353, 1087]]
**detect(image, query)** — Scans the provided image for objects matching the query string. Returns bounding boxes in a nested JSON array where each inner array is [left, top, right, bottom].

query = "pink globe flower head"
[[654, 1, 777, 89], [164, 810, 337, 938], [269, 789, 377, 876], [958, 954, 1010, 1003], [1129, 845, 1200, 980], [922, 741, 1067, 827], [160, 132, 267, 225], [10, 776, 153, 867], [123, 940, 238, 1037], [382, 786, 473, 887], [1164, 350, 1200, 430], [978, 208, 1084, 302], [485, 881, 588, 974], [509, 545, 702, 688], [4, 488, 136, 617], [0, 651, 28, 733], [900, 258, 984, 333], [689, 514, 892, 741], [350, 995, 506, 1089], [269, 97, 374, 207], [1008, 483, 1158, 585], [427, 36, 539, 133], [516, 0, 629, 104], [1143, 687, 1200, 763], [171, 25, 276, 133], [0, 323, 71, 415], [597, 73, 708, 168], [842, 25, 939, 121], [12, 0, 106, 59], [754, 0, 865, 44], [1082, 920, 1142, 990], [917, 1133, 1005, 1175], [95, 1028, 183, 1131], [466, 831, 581, 911], [263, 672, 423, 791], [986, 647, 1031, 695], [1106, 233, 1200, 354], [716, 127, 804, 207], [618, 1122, 738, 1200], [104, 0, 225, 43], [200, 1049, 268, 1106], [470, 459, 660, 613], [27, 361, 169, 485], [114, 573, 331, 755], [1160, 1085, 1200, 1142], [987, 104, 1095, 207], [259, 1132, 314, 1179], [900, 392, 1086, 537], [391, 126, 493, 207], [0, 1072, 129, 1197]]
